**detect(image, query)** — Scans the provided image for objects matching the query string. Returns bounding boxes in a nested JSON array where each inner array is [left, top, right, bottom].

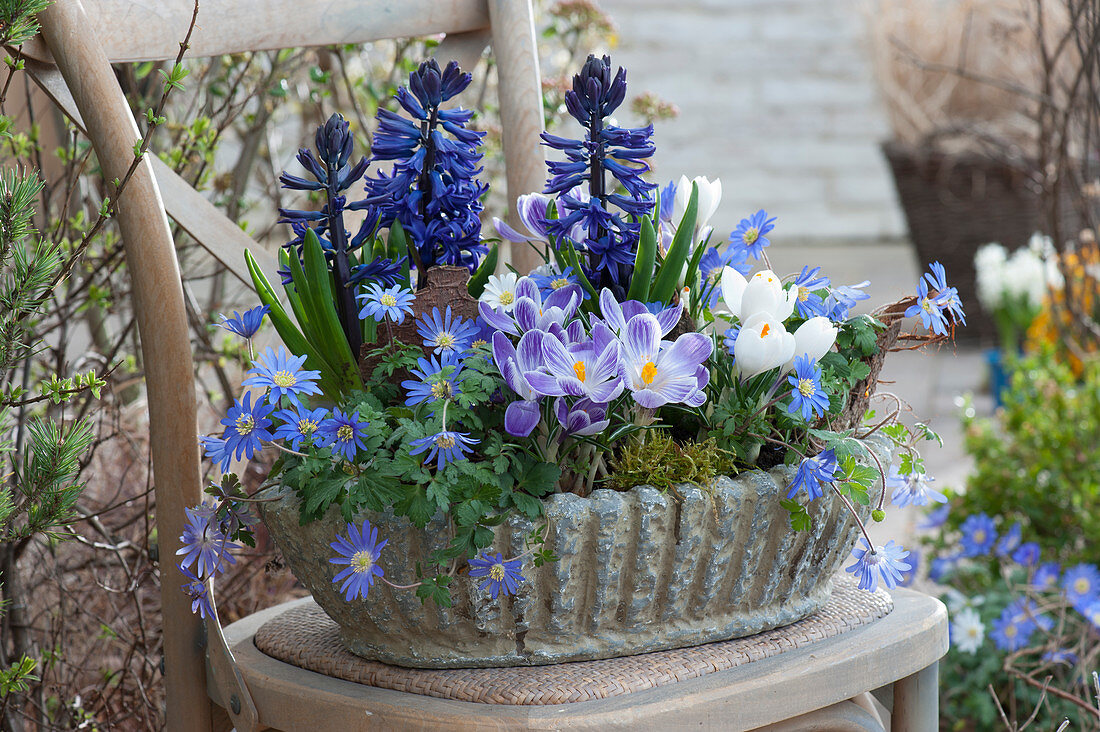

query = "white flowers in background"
[[480, 273, 520, 312], [951, 606, 985, 654], [974, 233, 1064, 350]]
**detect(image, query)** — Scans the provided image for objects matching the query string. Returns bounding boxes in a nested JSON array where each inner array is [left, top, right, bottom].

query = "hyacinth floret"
[[541, 54, 657, 293], [365, 60, 487, 285]]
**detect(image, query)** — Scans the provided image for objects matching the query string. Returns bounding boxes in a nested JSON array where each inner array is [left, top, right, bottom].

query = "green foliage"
[[0, 0, 50, 46], [607, 431, 735, 492], [946, 350, 1100, 565], [0, 653, 38, 696]]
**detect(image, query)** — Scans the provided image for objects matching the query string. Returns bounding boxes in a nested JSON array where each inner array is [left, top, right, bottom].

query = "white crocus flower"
[[974, 242, 1008, 310], [734, 313, 796, 378], [951, 606, 985, 654], [739, 270, 797, 323], [720, 266, 749, 316], [784, 317, 839, 371], [673, 175, 722, 236], [480, 272, 519, 312]]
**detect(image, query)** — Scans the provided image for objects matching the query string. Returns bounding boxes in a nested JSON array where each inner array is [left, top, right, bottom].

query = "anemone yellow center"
[[337, 425, 354, 442], [966, 627, 979, 638], [921, 297, 933, 313], [1004, 624, 1017, 638], [436, 332, 456, 348], [298, 418, 318, 435], [235, 414, 255, 435], [573, 361, 586, 382], [351, 550, 374, 574], [499, 291, 515, 305], [743, 227, 759, 244], [380, 293, 397, 307], [760, 323, 771, 338], [436, 433, 456, 449], [972, 529, 986, 545], [641, 361, 658, 385], [272, 370, 297, 387], [551, 277, 569, 289], [1075, 577, 1091, 595], [798, 378, 816, 397], [489, 563, 506, 581], [798, 286, 810, 302], [430, 380, 453, 400], [471, 339, 487, 347]]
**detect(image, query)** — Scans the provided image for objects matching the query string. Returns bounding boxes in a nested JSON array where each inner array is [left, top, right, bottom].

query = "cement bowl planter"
[[258, 436, 889, 669]]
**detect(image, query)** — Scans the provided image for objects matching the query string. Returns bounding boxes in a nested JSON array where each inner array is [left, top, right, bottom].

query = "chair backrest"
[[30, 2, 544, 730]]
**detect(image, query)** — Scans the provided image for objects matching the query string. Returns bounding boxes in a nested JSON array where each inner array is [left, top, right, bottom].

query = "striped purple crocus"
[[540, 333, 625, 404], [620, 313, 712, 409], [478, 277, 582, 336], [492, 330, 561, 437]]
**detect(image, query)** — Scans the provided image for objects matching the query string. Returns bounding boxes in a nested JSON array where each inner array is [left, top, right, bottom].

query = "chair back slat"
[[23, 0, 490, 64]]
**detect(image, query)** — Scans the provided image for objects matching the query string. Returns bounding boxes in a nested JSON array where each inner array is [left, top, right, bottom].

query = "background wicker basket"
[[882, 140, 1077, 345]]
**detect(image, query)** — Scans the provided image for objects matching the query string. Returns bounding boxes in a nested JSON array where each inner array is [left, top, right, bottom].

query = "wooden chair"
[[23, 2, 545, 730]]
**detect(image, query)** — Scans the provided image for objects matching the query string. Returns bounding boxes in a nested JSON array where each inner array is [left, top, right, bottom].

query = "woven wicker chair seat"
[[253, 574, 892, 706]]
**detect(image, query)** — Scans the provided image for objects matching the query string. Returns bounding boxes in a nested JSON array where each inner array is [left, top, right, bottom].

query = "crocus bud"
[[734, 313, 796, 378], [720, 266, 749, 318], [740, 270, 797, 323], [785, 316, 838, 371], [673, 175, 722, 235]]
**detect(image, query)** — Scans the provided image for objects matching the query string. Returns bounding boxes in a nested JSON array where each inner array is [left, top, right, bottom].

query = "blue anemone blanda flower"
[[402, 353, 464, 406], [845, 539, 911, 592], [416, 306, 479, 355], [315, 409, 369, 462], [242, 347, 323, 406], [786, 354, 829, 421], [786, 449, 838, 501], [923, 261, 966, 325], [329, 519, 387, 601], [219, 392, 274, 464], [530, 266, 582, 299], [990, 605, 1034, 652], [176, 505, 238, 578], [272, 405, 329, 451], [468, 552, 524, 599], [409, 429, 478, 471], [357, 283, 415, 324], [994, 522, 1023, 557], [1063, 564, 1100, 610], [905, 277, 951, 335], [1012, 542, 1041, 567], [217, 305, 270, 339], [729, 210, 777, 260], [958, 513, 996, 557], [180, 567, 215, 619], [1033, 562, 1061, 589], [792, 266, 830, 318], [199, 435, 233, 472]]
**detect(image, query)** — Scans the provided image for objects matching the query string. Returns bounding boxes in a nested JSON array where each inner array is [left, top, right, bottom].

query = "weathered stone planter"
[[258, 436, 890, 669]]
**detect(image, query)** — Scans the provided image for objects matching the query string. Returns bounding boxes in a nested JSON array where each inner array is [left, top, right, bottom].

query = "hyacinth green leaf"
[[387, 220, 411, 290], [650, 181, 697, 304], [467, 243, 499, 298], [300, 230, 363, 391], [244, 250, 342, 397], [627, 216, 657, 302], [277, 248, 312, 335], [560, 239, 598, 299]]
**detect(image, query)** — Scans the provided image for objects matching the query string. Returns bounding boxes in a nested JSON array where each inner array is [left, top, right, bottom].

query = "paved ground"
[[596, 0, 905, 241], [775, 241, 992, 554]]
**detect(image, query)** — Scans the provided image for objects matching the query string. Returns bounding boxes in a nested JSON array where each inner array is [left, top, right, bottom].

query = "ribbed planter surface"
[[259, 436, 889, 668]]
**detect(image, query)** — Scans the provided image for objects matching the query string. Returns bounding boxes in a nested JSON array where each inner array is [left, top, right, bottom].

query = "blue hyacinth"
[[364, 59, 487, 288], [541, 55, 657, 294]]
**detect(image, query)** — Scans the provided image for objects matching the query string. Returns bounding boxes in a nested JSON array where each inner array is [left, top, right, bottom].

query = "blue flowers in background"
[[468, 552, 525, 599], [329, 520, 388, 602]]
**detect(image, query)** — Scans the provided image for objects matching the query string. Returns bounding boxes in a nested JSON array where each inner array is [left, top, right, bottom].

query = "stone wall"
[[596, 0, 905, 242]]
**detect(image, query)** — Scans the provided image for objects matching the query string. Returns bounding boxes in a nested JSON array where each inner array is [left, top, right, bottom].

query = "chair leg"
[[753, 699, 886, 731], [892, 662, 938, 732]]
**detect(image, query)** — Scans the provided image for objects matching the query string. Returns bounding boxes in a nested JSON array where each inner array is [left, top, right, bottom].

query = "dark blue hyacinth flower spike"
[[541, 54, 657, 294], [278, 113, 404, 355], [364, 59, 488, 289]]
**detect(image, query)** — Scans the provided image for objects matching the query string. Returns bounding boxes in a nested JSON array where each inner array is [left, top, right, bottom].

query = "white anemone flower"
[[480, 272, 520, 313], [951, 606, 985, 654]]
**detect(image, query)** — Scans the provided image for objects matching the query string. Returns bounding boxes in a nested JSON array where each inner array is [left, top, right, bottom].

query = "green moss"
[[606, 432, 736, 492]]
